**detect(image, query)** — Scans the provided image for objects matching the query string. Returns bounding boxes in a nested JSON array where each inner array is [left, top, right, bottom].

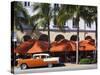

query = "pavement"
[[14, 64, 97, 74]]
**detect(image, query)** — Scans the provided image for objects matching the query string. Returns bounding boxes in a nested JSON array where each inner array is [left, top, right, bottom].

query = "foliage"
[[13, 2, 30, 32], [79, 58, 97, 64]]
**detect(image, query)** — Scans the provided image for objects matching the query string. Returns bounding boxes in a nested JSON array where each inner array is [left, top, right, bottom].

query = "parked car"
[[16, 53, 59, 69]]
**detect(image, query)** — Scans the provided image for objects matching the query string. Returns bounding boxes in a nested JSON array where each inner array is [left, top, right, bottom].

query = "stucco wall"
[[40, 31, 96, 42]]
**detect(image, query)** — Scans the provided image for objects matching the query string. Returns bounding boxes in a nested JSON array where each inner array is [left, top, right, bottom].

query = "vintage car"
[[16, 53, 59, 69]]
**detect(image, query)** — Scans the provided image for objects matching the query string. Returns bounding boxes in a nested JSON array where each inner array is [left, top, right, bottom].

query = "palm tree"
[[72, 6, 97, 64], [31, 3, 52, 49], [56, 5, 77, 30], [80, 6, 97, 28], [66, 5, 80, 64], [84, 6, 97, 59], [53, 4, 79, 63], [13, 1, 30, 32]]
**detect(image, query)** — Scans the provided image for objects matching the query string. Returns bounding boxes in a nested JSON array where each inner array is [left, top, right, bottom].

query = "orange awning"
[[50, 40, 76, 52], [50, 39, 96, 52], [14, 39, 35, 54], [79, 40, 96, 51], [27, 40, 49, 53]]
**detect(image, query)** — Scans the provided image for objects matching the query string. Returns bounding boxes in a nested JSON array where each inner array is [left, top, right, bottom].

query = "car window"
[[33, 54, 50, 59], [47, 56, 50, 58], [41, 55, 46, 59], [34, 56, 40, 59]]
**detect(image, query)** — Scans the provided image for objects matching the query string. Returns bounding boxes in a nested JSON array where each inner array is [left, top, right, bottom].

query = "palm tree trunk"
[[31, 24, 37, 34], [47, 21, 51, 51], [76, 28, 79, 64], [76, 16, 80, 64], [84, 22, 86, 38]]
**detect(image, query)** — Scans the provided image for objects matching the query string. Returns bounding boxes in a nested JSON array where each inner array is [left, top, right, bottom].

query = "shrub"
[[79, 58, 97, 64], [91, 59, 97, 64], [79, 58, 91, 64]]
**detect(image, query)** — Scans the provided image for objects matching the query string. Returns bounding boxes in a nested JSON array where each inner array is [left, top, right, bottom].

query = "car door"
[[34, 55, 48, 67], [29, 55, 47, 67], [26, 56, 40, 67], [39, 55, 48, 66]]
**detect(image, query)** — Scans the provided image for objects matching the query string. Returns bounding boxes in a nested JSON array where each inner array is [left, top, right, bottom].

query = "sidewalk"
[[14, 64, 97, 74], [64, 63, 97, 69]]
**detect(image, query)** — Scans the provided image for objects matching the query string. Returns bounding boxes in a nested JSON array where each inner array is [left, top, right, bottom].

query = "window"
[[73, 17, 78, 28], [24, 2, 27, 6], [24, 2, 30, 7]]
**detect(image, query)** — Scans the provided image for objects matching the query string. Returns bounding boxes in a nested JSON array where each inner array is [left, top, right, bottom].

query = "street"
[[14, 64, 97, 74]]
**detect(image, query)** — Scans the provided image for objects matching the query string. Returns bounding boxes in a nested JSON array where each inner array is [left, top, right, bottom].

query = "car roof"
[[33, 53, 49, 57]]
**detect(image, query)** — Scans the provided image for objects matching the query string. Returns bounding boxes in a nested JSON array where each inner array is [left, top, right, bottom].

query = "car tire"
[[48, 64, 53, 68], [20, 64, 27, 70]]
